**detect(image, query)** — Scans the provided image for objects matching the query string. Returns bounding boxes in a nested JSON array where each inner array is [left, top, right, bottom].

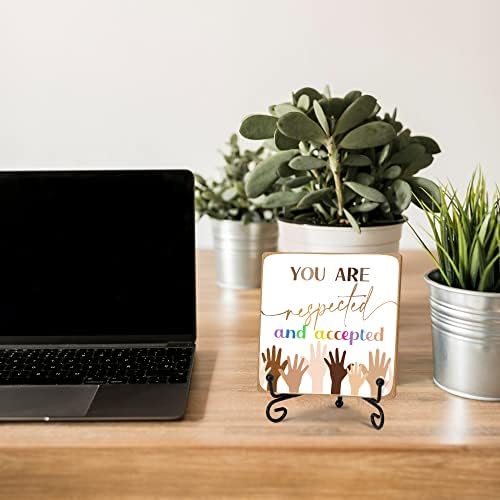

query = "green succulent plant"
[[239, 86, 441, 231], [411, 170, 499, 292], [195, 134, 275, 223]]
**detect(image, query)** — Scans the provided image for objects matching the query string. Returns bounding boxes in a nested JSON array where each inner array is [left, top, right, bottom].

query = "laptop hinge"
[[167, 341, 195, 347]]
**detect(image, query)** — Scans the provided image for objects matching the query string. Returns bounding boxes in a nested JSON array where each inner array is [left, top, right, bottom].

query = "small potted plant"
[[195, 134, 278, 288], [239, 86, 441, 253], [412, 171, 500, 400]]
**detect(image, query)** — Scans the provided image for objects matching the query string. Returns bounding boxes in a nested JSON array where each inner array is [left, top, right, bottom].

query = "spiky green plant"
[[239, 86, 441, 231], [194, 134, 275, 223], [411, 171, 499, 292]]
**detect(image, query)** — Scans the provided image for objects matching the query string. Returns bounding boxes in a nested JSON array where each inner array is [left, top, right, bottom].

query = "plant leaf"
[[293, 87, 323, 104], [407, 222, 453, 287], [344, 90, 362, 105], [318, 97, 347, 119], [297, 188, 333, 209], [293, 212, 316, 222], [479, 255, 500, 291], [313, 100, 330, 135], [334, 95, 377, 135], [389, 143, 426, 166], [409, 177, 441, 211], [339, 122, 396, 149], [344, 181, 387, 203], [391, 179, 412, 211], [342, 154, 372, 167], [270, 103, 303, 117], [350, 201, 379, 213], [221, 186, 238, 202], [284, 176, 312, 188], [383, 165, 402, 179], [470, 238, 484, 287], [368, 103, 381, 118], [256, 191, 305, 208], [378, 143, 391, 166], [245, 150, 298, 198], [396, 129, 411, 151], [412, 136, 441, 154], [278, 163, 295, 177], [278, 112, 327, 144], [239, 115, 277, 140], [355, 173, 375, 185], [289, 155, 327, 171], [297, 94, 311, 111], [194, 174, 208, 187], [404, 153, 433, 176], [274, 129, 299, 151], [343, 208, 360, 232]]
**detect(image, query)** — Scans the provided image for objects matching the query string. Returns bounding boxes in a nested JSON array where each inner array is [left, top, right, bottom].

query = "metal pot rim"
[[209, 217, 276, 226], [424, 269, 500, 298]]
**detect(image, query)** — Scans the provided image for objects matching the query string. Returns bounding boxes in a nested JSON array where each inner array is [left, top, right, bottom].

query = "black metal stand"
[[265, 374, 385, 430]]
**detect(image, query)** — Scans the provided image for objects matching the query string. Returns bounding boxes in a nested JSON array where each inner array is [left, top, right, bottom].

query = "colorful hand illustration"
[[324, 348, 347, 394], [279, 354, 309, 393], [384, 364, 394, 394], [366, 349, 391, 396], [258, 359, 270, 389], [308, 341, 327, 393], [347, 362, 367, 395], [261, 346, 288, 392]]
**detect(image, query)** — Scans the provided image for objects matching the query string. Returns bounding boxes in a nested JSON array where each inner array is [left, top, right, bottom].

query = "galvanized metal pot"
[[425, 270, 500, 400], [278, 218, 404, 254], [211, 219, 278, 289]]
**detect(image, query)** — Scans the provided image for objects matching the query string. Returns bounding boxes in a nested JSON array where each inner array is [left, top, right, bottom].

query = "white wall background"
[[0, 0, 498, 249]]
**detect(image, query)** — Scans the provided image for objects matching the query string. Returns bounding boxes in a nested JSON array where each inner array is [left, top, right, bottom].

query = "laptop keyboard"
[[0, 346, 193, 385]]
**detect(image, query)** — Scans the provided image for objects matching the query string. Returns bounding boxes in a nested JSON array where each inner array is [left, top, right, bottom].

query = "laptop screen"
[[0, 170, 195, 340]]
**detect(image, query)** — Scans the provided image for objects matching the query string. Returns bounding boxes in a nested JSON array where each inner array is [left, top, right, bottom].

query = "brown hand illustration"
[[261, 346, 288, 392], [324, 348, 348, 394], [258, 358, 270, 389], [347, 362, 367, 395], [308, 341, 327, 393], [366, 349, 391, 396], [279, 354, 309, 393]]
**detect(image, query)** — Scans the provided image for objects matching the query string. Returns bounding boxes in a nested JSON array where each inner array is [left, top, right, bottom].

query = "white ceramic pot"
[[278, 219, 404, 254]]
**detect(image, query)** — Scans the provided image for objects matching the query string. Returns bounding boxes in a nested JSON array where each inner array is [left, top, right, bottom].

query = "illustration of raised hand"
[[347, 362, 367, 395], [324, 348, 348, 394], [308, 341, 327, 393], [261, 346, 288, 392], [366, 349, 391, 396], [259, 354, 271, 388], [279, 354, 309, 393], [384, 364, 394, 394]]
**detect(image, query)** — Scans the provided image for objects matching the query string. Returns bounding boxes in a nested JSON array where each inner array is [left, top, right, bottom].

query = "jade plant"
[[411, 171, 499, 292], [239, 86, 441, 231], [195, 134, 275, 223]]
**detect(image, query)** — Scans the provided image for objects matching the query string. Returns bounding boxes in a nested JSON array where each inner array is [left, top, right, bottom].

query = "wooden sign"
[[258, 253, 401, 398]]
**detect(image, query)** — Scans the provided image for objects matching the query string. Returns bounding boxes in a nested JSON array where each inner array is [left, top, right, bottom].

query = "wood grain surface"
[[0, 251, 499, 500]]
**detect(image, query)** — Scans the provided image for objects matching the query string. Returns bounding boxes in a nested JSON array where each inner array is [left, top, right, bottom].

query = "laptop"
[[0, 169, 196, 420]]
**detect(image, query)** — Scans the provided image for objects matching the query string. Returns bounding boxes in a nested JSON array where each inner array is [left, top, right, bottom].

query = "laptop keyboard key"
[[84, 379, 106, 385]]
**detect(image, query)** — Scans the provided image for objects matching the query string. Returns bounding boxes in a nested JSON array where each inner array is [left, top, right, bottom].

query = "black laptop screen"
[[0, 170, 195, 339]]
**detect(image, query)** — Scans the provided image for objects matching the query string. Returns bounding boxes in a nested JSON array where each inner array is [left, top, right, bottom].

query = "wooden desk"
[[0, 251, 499, 499]]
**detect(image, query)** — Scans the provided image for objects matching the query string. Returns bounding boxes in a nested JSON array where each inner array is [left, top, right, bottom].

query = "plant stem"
[[327, 140, 343, 218]]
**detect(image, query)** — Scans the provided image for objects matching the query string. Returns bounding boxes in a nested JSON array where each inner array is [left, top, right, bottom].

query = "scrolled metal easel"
[[361, 377, 385, 430], [265, 374, 386, 430]]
